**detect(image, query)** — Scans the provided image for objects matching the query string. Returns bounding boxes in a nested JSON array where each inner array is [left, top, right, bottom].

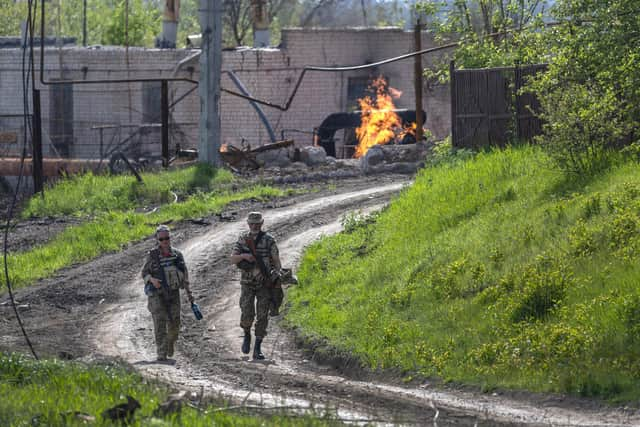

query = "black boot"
[[253, 337, 265, 360], [241, 332, 251, 354]]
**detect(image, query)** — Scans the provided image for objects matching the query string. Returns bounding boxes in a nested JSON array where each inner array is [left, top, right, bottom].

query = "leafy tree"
[[416, 0, 551, 82], [529, 0, 640, 174], [0, 0, 161, 47], [0, 1, 28, 37], [175, 0, 200, 47], [100, 0, 161, 46]]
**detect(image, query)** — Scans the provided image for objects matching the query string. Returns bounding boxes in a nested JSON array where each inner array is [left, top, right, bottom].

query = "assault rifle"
[[245, 232, 281, 288], [246, 232, 283, 316]]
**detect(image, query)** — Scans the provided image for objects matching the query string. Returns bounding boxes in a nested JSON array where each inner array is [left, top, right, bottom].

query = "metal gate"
[[450, 62, 547, 149]]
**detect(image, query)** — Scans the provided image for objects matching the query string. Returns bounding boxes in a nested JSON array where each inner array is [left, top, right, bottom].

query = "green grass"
[[2, 165, 287, 290], [0, 352, 340, 426], [287, 145, 640, 401], [21, 164, 236, 218]]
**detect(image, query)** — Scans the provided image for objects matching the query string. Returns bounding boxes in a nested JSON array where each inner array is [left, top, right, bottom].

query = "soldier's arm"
[[176, 251, 194, 303], [141, 251, 162, 288], [230, 236, 254, 265], [141, 252, 152, 281]]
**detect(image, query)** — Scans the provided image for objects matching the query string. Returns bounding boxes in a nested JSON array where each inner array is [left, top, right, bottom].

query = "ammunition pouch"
[[164, 265, 183, 290]]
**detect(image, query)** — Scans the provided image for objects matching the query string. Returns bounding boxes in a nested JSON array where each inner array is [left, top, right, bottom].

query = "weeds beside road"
[[0, 352, 338, 427]]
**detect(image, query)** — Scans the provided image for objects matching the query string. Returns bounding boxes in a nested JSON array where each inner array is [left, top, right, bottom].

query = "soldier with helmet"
[[230, 211, 283, 360], [141, 225, 194, 361]]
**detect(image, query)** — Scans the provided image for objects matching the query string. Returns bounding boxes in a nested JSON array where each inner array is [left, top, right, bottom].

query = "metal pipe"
[[414, 19, 424, 143], [0, 158, 104, 176], [225, 71, 276, 143], [35, 0, 548, 121], [36, 0, 451, 114], [31, 89, 43, 193], [39, 0, 197, 86], [172, 50, 201, 77], [171, 50, 277, 143]]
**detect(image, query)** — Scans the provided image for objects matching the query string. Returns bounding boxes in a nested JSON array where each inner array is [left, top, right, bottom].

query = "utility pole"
[[414, 19, 424, 143], [198, 0, 222, 166]]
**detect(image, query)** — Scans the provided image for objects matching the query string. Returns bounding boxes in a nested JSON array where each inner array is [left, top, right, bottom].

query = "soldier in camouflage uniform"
[[230, 212, 283, 360], [141, 225, 194, 361]]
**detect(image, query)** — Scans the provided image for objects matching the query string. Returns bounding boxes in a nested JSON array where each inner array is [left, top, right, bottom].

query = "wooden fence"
[[450, 62, 547, 149]]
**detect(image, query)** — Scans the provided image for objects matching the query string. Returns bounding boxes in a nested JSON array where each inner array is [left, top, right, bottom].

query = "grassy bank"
[[3, 165, 287, 290], [0, 352, 336, 426], [287, 145, 640, 401]]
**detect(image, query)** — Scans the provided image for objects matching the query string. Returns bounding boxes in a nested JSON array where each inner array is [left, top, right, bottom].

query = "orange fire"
[[220, 143, 229, 152], [354, 77, 405, 158]]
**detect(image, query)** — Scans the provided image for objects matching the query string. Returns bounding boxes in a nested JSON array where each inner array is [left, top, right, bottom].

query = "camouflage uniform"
[[232, 230, 280, 338], [141, 247, 192, 359]]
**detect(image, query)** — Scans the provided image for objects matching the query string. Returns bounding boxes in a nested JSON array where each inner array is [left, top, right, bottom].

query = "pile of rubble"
[[220, 140, 433, 182]]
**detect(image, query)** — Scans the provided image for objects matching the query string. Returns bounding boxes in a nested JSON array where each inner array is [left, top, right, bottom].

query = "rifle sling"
[[246, 232, 271, 279]]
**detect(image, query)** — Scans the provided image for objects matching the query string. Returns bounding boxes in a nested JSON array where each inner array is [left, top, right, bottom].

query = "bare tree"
[[302, 0, 345, 27], [223, 0, 291, 45]]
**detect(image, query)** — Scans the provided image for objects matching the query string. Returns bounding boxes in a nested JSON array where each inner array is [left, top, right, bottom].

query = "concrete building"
[[0, 27, 451, 161]]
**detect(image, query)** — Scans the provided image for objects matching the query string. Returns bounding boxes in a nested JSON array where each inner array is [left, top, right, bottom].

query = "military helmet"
[[155, 224, 170, 235], [247, 211, 263, 224]]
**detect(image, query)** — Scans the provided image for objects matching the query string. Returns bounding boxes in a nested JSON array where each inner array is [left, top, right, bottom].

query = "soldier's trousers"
[[240, 283, 272, 337], [147, 290, 181, 358]]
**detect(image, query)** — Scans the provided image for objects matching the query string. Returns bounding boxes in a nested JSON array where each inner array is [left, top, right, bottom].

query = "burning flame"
[[354, 77, 407, 158], [220, 143, 229, 153]]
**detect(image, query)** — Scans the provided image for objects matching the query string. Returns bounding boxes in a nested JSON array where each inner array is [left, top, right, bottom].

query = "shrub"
[[426, 137, 475, 167], [609, 211, 639, 250], [510, 258, 571, 323], [341, 210, 381, 234], [535, 82, 621, 175], [568, 219, 600, 257], [581, 193, 601, 219], [621, 294, 640, 346]]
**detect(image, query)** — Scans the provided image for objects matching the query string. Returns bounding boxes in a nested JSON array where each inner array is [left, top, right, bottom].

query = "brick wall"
[[0, 28, 451, 160]]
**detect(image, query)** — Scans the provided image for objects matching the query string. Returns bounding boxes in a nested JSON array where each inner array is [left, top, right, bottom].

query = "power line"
[[3, 0, 39, 361]]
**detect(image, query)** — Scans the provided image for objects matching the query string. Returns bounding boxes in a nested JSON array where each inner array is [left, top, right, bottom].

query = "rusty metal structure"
[[220, 139, 293, 170]]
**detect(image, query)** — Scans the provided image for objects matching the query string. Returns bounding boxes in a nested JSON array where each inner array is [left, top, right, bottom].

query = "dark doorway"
[[49, 81, 74, 157]]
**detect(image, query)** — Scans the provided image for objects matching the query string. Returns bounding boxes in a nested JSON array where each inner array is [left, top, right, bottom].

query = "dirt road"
[[1, 175, 639, 426]]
